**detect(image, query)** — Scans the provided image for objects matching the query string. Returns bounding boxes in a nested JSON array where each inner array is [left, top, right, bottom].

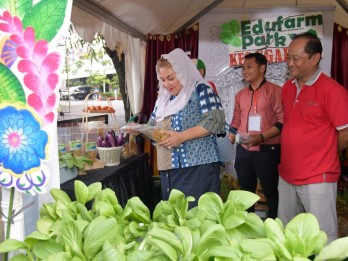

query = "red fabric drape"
[[141, 24, 199, 118], [141, 24, 199, 175], [331, 23, 348, 90]]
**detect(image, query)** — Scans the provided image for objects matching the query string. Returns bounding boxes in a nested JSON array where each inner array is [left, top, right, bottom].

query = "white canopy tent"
[[71, 0, 348, 114]]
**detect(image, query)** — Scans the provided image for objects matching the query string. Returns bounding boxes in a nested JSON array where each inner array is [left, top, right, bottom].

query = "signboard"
[[0, 0, 72, 194], [220, 12, 323, 66]]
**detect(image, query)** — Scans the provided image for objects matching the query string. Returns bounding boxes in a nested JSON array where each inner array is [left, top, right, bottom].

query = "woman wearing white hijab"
[[148, 48, 225, 208]]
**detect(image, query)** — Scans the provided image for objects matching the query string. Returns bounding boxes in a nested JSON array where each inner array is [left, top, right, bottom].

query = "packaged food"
[[58, 144, 67, 154], [84, 142, 97, 161], [69, 140, 83, 157], [120, 124, 169, 143]]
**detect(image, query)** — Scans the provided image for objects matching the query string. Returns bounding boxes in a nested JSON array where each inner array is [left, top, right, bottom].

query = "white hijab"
[[155, 48, 206, 121]]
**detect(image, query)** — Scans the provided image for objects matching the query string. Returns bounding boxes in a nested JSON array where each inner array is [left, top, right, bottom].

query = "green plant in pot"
[[59, 151, 92, 170], [59, 151, 93, 183]]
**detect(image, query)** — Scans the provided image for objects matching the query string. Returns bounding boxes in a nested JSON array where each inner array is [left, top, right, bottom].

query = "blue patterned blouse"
[[149, 83, 225, 170]]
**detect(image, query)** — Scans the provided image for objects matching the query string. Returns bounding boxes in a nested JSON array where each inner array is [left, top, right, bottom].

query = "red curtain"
[[141, 24, 199, 118], [331, 23, 348, 90]]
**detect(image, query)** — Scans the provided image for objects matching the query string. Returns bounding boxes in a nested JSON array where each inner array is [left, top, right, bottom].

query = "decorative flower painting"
[[0, 0, 72, 194]]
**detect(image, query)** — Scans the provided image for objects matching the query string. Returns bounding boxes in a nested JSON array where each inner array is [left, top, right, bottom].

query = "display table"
[[60, 153, 155, 211]]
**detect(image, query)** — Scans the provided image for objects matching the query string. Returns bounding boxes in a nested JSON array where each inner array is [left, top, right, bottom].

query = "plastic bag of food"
[[120, 124, 169, 143]]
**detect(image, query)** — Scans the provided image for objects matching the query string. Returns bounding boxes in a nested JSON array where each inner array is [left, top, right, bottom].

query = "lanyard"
[[252, 90, 259, 113], [250, 78, 266, 113]]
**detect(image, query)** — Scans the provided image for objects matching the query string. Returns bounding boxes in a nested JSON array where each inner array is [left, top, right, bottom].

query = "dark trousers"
[[160, 163, 220, 209], [235, 144, 280, 218]]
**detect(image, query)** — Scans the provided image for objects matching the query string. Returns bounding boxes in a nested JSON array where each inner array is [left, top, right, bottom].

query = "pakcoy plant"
[[58, 150, 93, 171], [0, 182, 348, 260]]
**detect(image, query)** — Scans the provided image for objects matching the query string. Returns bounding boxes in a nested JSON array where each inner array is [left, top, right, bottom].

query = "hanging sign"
[[219, 12, 323, 66]]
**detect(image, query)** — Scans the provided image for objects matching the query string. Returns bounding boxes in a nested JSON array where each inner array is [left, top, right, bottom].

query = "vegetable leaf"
[[197, 192, 223, 221], [0, 239, 28, 253], [83, 217, 118, 260], [74, 180, 89, 205], [32, 239, 64, 260], [227, 190, 260, 211], [314, 236, 348, 261]]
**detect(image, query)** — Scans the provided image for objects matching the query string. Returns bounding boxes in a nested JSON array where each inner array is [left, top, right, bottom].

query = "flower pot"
[[59, 166, 78, 184]]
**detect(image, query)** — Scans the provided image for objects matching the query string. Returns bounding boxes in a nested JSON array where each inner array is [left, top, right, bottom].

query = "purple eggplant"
[[101, 139, 111, 147], [110, 130, 116, 140], [104, 131, 111, 139], [108, 133, 117, 147], [117, 132, 125, 146], [97, 136, 104, 147]]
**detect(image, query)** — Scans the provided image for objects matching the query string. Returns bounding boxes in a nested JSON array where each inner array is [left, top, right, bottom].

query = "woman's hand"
[[158, 130, 184, 149]]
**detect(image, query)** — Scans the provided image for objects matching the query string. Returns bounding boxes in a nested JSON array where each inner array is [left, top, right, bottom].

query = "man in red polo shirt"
[[279, 32, 348, 243]]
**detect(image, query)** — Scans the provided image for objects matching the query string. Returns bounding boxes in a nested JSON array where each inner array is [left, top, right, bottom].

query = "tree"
[[104, 43, 131, 121], [86, 73, 119, 92]]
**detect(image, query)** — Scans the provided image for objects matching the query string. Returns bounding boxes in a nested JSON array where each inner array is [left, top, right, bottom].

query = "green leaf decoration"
[[22, 0, 68, 42], [0, 0, 33, 19], [220, 19, 242, 47], [0, 63, 26, 104]]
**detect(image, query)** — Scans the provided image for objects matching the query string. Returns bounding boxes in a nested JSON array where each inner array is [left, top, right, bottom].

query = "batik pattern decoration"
[[0, 0, 71, 195]]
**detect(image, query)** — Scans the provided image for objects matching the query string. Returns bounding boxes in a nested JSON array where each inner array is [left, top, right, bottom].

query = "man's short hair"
[[293, 32, 322, 58], [244, 52, 268, 71]]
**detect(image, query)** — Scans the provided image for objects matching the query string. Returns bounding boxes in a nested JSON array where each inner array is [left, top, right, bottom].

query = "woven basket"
[[97, 146, 123, 166]]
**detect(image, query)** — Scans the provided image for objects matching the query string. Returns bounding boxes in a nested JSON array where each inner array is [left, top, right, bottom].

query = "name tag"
[[248, 113, 261, 131]]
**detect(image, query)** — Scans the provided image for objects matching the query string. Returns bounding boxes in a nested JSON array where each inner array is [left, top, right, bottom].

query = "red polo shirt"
[[279, 72, 348, 185]]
